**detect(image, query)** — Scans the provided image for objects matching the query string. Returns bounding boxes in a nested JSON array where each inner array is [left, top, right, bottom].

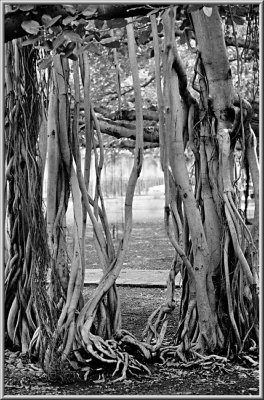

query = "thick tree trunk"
[[191, 7, 235, 114], [190, 6, 258, 352], [162, 8, 219, 353]]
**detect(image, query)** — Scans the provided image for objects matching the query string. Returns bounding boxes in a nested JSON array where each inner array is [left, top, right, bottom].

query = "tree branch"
[[84, 118, 159, 143]]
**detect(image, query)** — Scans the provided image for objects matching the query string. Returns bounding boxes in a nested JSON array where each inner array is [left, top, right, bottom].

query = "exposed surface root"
[[69, 328, 153, 382]]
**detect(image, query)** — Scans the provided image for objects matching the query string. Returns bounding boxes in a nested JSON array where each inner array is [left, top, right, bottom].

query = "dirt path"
[[68, 221, 174, 271]]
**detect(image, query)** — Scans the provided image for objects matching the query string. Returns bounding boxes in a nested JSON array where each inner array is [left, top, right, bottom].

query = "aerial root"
[[29, 326, 41, 358], [142, 306, 171, 351], [143, 307, 160, 339]]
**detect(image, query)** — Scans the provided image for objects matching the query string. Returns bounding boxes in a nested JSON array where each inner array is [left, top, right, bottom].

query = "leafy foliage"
[[7, 4, 258, 132]]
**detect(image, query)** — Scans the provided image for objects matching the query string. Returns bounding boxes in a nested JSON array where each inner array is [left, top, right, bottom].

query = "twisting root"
[[73, 325, 154, 382], [112, 352, 129, 382]]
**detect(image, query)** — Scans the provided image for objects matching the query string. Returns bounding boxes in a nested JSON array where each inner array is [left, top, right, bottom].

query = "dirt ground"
[[4, 222, 260, 397]]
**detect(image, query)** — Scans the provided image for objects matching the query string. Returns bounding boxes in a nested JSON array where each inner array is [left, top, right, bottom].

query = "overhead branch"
[[89, 118, 159, 144], [78, 116, 159, 143]]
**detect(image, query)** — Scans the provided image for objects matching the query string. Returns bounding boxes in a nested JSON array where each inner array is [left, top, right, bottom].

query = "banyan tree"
[[4, 4, 259, 382]]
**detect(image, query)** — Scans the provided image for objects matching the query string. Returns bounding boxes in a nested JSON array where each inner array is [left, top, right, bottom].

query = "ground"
[[4, 221, 259, 397]]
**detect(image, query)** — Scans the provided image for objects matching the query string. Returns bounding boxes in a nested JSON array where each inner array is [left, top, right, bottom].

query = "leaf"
[[49, 25, 62, 35], [63, 5, 77, 15], [64, 30, 82, 42], [41, 14, 52, 26], [72, 18, 87, 26], [82, 5, 98, 17], [6, 5, 18, 13], [203, 6, 213, 17], [62, 15, 78, 25], [52, 33, 65, 50], [21, 20, 40, 35], [64, 42, 76, 57], [21, 35, 40, 46], [38, 56, 53, 70], [67, 53, 78, 61], [46, 15, 62, 28], [82, 34, 94, 43], [75, 24, 86, 37], [65, 42, 76, 52], [18, 5, 35, 11]]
